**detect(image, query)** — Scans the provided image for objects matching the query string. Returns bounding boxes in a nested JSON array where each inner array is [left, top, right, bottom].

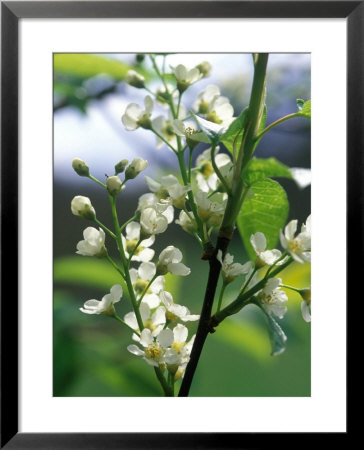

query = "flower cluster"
[[71, 55, 311, 397], [216, 216, 311, 322]]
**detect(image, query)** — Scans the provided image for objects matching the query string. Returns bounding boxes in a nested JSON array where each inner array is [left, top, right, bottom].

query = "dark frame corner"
[[1, 1, 357, 448]]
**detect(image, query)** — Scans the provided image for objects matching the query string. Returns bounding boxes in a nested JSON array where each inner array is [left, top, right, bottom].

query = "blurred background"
[[54, 53, 311, 397]]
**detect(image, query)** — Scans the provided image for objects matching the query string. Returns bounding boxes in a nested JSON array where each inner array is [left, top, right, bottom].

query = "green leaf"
[[242, 157, 292, 186], [54, 54, 145, 81], [220, 107, 248, 154], [191, 113, 227, 146], [238, 178, 289, 260], [265, 313, 287, 356], [297, 99, 311, 118], [253, 299, 287, 356]]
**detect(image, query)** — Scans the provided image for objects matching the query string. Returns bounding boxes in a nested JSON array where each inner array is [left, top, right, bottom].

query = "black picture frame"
[[1, 1, 356, 448]]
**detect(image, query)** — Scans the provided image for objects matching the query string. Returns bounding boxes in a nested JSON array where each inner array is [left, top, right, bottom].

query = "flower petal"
[[157, 328, 174, 348]]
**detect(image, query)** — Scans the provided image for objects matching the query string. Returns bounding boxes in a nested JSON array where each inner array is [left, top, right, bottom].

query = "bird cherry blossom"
[[122, 95, 154, 130], [127, 328, 173, 367], [280, 215, 311, 263], [129, 262, 165, 304], [124, 302, 166, 339], [156, 246, 191, 276], [217, 251, 251, 284], [175, 210, 197, 234], [140, 207, 169, 237], [159, 291, 199, 323], [250, 232, 284, 267], [138, 193, 174, 224], [259, 278, 288, 319], [122, 221, 155, 263], [195, 147, 232, 193], [171, 64, 203, 92], [80, 284, 123, 316], [193, 85, 234, 126], [145, 174, 190, 209], [76, 227, 106, 257]]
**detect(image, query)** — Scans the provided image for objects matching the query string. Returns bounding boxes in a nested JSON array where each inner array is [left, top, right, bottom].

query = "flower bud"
[[125, 158, 148, 180], [125, 70, 145, 89], [106, 175, 123, 196], [196, 61, 211, 78], [299, 287, 311, 303], [136, 54, 145, 64], [71, 196, 96, 220], [72, 158, 89, 177], [114, 159, 129, 175]]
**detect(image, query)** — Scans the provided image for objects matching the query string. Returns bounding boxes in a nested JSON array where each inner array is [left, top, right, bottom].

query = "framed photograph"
[[1, 1, 356, 447]]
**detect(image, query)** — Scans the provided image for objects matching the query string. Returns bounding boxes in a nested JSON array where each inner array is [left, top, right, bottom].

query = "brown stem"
[[178, 236, 230, 397]]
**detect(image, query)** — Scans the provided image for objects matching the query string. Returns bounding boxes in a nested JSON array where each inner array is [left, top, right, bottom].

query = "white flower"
[[122, 221, 155, 263], [140, 207, 168, 236], [159, 291, 199, 323], [129, 262, 165, 303], [76, 227, 106, 257], [194, 85, 234, 126], [122, 95, 153, 130], [290, 167, 311, 189], [280, 215, 311, 263], [172, 119, 210, 144], [195, 189, 227, 226], [152, 106, 186, 150], [125, 69, 145, 88], [171, 64, 202, 92], [71, 196, 95, 220], [163, 324, 196, 375], [195, 147, 232, 193], [205, 96, 234, 126], [193, 85, 220, 113], [175, 210, 197, 234], [259, 278, 288, 319], [124, 302, 166, 339], [250, 232, 284, 267], [127, 328, 173, 367], [217, 251, 251, 284], [157, 246, 191, 276], [145, 174, 190, 209], [138, 193, 174, 224], [80, 284, 123, 316], [125, 158, 148, 179]]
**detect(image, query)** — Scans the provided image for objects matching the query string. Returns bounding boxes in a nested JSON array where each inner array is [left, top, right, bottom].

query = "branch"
[[178, 54, 269, 397]]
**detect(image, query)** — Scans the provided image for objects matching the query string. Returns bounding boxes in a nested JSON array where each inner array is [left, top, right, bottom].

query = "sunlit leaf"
[[265, 313, 287, 356], [242, 157, 292, 186], [238, 178, 289, 260], [220, 107, 248, 154], [297, 99, 311, 118], [54, 54, 144, 81]]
